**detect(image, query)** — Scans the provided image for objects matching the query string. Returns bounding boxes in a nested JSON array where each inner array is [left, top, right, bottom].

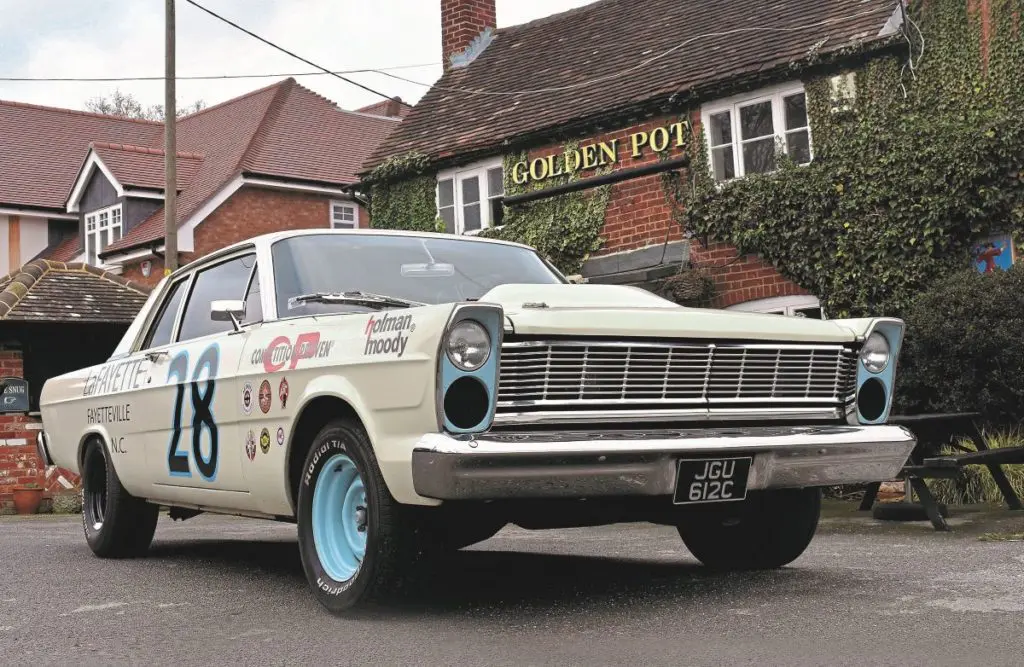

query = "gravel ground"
[[1, 502, 1022, 666]]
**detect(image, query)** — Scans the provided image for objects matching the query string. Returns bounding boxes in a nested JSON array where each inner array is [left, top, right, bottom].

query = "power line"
[[181, 0, 412, 106], [375, 6, 892, 96], [0, 62, 439, 83]]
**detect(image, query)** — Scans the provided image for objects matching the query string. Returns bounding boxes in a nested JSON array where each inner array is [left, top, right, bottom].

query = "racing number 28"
[[167, 344, 219, 481]]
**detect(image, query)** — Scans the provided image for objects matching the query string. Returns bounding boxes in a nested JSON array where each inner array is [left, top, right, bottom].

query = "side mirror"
[[567, 274, 587, 284], [211, 299, 245, 331]]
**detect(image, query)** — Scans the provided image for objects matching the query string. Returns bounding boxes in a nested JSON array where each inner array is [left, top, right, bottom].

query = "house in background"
[[0, 78, 403, 510], [361, 0, 907, 315]]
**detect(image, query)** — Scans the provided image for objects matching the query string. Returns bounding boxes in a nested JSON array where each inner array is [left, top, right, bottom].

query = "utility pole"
[[164, 0, 178, 274]]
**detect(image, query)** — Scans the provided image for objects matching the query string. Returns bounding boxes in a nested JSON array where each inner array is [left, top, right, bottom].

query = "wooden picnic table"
[[858, 412, 1024, 531]]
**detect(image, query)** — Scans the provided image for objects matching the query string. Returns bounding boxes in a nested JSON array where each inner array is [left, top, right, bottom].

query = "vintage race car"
[[37, 229, 915, 612]]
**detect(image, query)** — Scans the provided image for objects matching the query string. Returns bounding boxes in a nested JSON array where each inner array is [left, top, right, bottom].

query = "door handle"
[[145, 350, 169, 362]]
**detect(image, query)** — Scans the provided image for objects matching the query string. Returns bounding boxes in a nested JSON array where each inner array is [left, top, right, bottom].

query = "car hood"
[[477, 283, 860, 343]]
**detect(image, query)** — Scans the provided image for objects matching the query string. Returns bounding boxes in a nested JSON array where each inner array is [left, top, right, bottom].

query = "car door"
[[139, 249, 259, 498]]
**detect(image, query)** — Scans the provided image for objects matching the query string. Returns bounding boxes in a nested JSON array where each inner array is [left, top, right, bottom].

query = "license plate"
[[672, 456, 752, 505]]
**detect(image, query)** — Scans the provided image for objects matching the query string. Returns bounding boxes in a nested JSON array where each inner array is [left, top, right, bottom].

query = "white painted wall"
[[19, 216, 49, 266], [0, 215, 8, 275]]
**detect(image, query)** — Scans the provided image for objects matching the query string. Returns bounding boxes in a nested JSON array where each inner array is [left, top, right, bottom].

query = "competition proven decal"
[[364, 312, 415, 357], [250, 332, 335, 373]]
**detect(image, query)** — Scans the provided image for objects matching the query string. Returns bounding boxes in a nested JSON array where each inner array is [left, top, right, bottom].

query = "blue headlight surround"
[[436, 303, 503, 435], [854, 318, 905, 424]]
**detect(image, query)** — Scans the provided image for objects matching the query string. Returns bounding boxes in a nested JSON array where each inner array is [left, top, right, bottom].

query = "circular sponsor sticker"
[[276, 426, 285, 446], [245, 430, 256, 461], [258, 380, 272, 414], [278, 377, 290, 409], [241, 382, 254, 415], [260, 427, 271, 454]]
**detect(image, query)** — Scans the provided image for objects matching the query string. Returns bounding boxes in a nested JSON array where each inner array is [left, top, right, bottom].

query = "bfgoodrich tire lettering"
[[676, 487, 821, 571], [296, 419, 420, 613], [81, 438, 159, 558]]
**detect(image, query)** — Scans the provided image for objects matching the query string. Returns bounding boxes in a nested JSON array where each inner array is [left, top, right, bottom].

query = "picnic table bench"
[[858, 412, 1024, 531]]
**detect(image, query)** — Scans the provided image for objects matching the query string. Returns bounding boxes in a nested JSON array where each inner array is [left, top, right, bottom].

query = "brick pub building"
[[364, 0, 906, 316]]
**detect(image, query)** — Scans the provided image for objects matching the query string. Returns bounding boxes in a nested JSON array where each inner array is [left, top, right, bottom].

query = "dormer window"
[[85, 204, 123, 266]]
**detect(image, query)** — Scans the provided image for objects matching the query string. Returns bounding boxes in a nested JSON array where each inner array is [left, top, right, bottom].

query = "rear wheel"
[[296, 419, 423, 613], [676, 487, 821, 571], [81, 438, 159, 558]]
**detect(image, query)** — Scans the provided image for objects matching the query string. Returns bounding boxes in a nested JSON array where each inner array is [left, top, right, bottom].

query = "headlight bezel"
[[445, 319, 491, 371], [859, 331, 890, 374]]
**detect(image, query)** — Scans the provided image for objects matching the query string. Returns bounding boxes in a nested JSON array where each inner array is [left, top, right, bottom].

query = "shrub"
[[894, 261, 1024, 429], [926, 429, 1024, 506]]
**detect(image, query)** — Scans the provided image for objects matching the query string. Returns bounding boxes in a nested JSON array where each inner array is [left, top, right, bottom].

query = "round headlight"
[[446, 320, 490, 371], [860, 331, 890, 373]]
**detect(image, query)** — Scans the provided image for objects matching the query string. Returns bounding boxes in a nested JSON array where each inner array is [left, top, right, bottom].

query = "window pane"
[[739, 101, 773, 139], [463, 203, 481, 232], [177, 253, 256, 342], [111, 225, 122, 242], [786, 130, 811, 164], [112, 207, 122, 225], [144, 279, 186, 349], [784, 93, 808, 130], [87, 233, 97, 265], [742, 137, 776, 174], [461, 176, 480, 204], [437, 179, 454, 208], [712, 146, 735, 181], [708, 111, 732, 147], [487, 167, 504, 198], [439, 206, 455, 233], [243, 263, 263, 324]]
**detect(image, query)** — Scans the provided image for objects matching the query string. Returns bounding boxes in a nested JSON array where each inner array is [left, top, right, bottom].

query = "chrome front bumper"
[[411, 424, 916, 501]]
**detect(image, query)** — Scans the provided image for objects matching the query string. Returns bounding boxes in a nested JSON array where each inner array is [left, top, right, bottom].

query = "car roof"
[[171, 228, 536, 278]]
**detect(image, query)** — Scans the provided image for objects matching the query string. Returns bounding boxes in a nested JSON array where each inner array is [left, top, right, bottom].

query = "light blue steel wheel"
[[311, 453, 368, 582]]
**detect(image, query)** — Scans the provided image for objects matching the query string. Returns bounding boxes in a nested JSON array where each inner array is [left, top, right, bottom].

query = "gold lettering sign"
[[510, 120, 689, 185]]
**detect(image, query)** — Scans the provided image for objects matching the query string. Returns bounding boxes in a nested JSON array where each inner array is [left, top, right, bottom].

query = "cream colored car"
[[37, 229, 915, 613]]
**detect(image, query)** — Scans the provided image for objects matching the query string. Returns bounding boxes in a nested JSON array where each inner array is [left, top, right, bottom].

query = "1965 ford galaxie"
[[36, 229, 915, 613]]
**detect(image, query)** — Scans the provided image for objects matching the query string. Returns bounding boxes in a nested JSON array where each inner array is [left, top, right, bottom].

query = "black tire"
[[81, 438, 159, 558], [676, 487, 821, 571], [296, 419, 423, 613]]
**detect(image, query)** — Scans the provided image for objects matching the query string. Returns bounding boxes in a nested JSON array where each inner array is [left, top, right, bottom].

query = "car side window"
[[177, 253, 256, 343], [243, 262, 263, 324], [142, 278, 188, 350]]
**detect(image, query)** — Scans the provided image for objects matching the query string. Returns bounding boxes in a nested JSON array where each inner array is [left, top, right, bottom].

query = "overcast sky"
[[0, 0, 598, 113]]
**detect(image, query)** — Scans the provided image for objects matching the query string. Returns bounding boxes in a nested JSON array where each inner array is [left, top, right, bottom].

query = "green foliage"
[[667, 0, 1024, 317], [366, 152, 440, 232], [475, 143, 611, 275], [894, 262, 1024, 427], [926, 429, 1024, 506]]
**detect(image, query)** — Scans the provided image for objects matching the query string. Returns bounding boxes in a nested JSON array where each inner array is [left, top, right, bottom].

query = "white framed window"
[[701, 83, 812, 183], [330, 201, 359, 229], [84, 203, 123, 266], [726, 294, 824, 319], [436, 157, 505, 235]]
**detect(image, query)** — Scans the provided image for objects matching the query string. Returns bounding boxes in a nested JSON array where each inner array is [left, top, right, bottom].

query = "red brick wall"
[[121, 187, 366, 286], [0, 350, 75, 511], [517, 111, 805, 308], [442, 0, 496, 66]]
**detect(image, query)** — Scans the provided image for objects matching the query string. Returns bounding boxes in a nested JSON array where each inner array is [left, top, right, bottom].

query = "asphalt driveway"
[[2, 502, 1023, 666]]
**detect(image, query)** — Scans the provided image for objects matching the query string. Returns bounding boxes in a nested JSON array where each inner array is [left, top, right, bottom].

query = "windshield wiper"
[[288, 291, 424, 311]]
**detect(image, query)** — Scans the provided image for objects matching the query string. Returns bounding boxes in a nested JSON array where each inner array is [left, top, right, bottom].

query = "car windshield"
[[271, 233, 566, 316]]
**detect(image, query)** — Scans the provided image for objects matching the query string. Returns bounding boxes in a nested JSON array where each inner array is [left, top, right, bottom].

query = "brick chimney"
[[441, 0, 496, 70]]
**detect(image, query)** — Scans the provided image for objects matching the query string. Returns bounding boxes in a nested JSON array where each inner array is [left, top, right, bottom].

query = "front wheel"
[[676, 487, 821, 571], [296, 419, 422, 613]]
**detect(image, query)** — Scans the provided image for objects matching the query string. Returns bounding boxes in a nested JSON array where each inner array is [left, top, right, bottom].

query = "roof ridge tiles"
[[89, 141, 205, 160], [177, 77, 293, 123], [0, 98, 164, 125]]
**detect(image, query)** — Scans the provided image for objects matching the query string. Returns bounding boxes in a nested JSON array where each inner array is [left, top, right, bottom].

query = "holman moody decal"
[[364, 312, 415, 357]]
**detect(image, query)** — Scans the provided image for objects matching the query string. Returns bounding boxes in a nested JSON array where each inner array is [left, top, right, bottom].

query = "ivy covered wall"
[[666, 0, 1024, 317]]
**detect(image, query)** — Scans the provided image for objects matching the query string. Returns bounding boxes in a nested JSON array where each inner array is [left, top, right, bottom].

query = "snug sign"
[[0, 377, 29, 413], [510, 120, 690, 185]]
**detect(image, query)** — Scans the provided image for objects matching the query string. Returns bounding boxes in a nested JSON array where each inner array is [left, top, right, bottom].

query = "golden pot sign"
[[510, 120, 689, 185]]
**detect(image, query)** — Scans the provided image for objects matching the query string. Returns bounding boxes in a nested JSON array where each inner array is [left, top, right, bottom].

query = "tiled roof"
[[0, 101, 162, 211], [103, 78, 401, 255], [356, 98, 412, 118], [0, 259, 150, 323], [363, 0, 900, 171], [43, 235, 84, 263], [91, 142, 204, 191]]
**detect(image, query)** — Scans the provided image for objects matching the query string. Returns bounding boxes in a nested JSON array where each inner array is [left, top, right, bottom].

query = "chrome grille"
[[497, 340, 858, 410]]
